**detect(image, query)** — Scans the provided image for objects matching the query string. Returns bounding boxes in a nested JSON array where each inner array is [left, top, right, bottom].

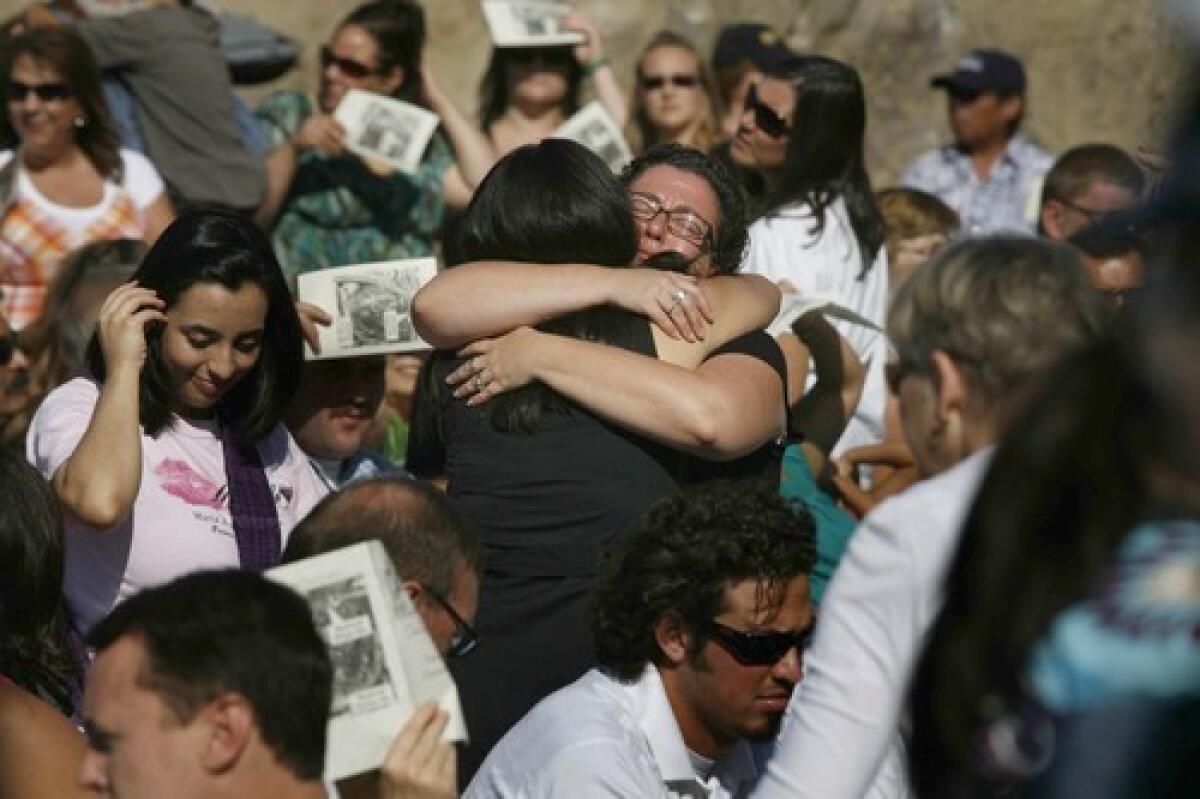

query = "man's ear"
[[1041, 199, 1067, 240], [930, 349, 968, 424], [201, 693, 255, 775], [653, 612, 692, 667]]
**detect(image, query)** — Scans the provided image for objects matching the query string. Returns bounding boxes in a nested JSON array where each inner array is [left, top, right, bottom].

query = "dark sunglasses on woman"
[[6, 80, 71, 103], [744, 83, 791, 139], [640, 74, 700, 91], [508, 46, 573, 68], [319, 46, 378, 80]]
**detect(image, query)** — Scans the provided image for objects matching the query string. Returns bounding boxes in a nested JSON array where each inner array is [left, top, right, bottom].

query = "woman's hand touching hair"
[[95, 283, 166, 374]]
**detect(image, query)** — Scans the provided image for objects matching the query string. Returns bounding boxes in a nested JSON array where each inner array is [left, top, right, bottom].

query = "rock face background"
[[3, 0, 1190, 183]]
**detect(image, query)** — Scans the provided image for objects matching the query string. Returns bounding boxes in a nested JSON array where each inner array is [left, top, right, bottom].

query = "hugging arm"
[[451, 328, 784, 459], [412, 261, 779, 352]]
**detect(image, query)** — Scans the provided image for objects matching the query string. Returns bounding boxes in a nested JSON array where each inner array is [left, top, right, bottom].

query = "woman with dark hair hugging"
[[422, 138, 786, 780], [26, 209, 327, 636]]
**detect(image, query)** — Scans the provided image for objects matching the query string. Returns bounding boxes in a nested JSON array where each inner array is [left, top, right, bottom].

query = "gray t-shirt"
[[78, 6, 266, 209]]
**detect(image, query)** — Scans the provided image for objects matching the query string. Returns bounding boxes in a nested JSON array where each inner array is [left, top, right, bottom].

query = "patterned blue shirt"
[[900, 134, 1054, 236], [1029, 519, 1200, 712]]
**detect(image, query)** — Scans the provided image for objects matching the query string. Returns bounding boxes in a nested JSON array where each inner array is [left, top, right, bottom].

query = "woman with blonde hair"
[[626, 30, 720, 155]]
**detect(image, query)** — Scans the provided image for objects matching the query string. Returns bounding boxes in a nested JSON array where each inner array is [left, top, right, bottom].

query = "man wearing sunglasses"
[[465, 480, 816, 799], [901, 48, 1053, 236]]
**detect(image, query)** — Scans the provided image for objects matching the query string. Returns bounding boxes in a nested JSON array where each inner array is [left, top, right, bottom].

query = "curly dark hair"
[[592, 479, 816, 681], [620, 143, 750, 276]]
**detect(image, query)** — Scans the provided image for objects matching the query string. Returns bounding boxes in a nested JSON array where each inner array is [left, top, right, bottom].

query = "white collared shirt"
[[465, 666, 759, 798], [742, 197, 890, 457], [750, 449, 994, 799]]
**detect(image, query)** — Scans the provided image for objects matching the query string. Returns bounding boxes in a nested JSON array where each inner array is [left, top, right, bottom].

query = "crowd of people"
[[0, 1, 1196, 798]]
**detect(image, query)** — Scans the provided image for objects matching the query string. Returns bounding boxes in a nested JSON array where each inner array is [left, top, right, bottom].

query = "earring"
[[73, 115, 86, 129]]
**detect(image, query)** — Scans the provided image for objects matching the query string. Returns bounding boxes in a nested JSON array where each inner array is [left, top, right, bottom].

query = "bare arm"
[[0, 682, 88, 799], [52, 284, 164, 528], [141, 192, 174, 246], [452, 327, 784, 459], [562, 10, 627, 129], [254, 114, 347, 229], [422, 52, 496, 212], [412, 261, 778, 351]]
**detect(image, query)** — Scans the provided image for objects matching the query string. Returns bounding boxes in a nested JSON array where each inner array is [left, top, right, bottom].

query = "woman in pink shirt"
[[27, 209, 327, 635]]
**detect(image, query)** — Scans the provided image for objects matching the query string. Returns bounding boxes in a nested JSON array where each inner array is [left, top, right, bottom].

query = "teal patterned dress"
[[256, 91, 452, 278]]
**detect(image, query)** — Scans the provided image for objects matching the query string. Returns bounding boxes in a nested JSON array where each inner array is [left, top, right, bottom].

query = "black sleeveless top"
[[437, 316, 679, 577]]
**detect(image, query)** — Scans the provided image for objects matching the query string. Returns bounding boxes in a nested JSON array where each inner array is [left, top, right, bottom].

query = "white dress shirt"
[[750, 448, 994, 799], [465, 666, 759, 798], [741, 198, 890, 457]]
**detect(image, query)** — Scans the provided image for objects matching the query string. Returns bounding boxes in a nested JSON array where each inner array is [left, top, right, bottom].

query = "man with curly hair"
[[464, 479, 816, 798]]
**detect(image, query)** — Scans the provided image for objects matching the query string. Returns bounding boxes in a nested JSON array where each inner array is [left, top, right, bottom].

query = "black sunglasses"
[[319, 46, 379, 80], [703, 617, 817, 666], [0, 329, 16, 366], [744, 83, 790, 139], [507, 46, 573, 68], [422, 584, 478, 659], [640, 74, 700, 91], [6, 80, 72, 103]]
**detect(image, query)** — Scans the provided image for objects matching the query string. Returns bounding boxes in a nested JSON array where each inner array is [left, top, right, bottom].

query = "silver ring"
[[474, 376, 485, 392], [668, 288, 687, 311]]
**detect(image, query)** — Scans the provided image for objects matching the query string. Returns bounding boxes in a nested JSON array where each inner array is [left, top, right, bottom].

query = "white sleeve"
[[26, 378, 101, 481], [119, 149, 167, 209], [751, 498, 923, 799]]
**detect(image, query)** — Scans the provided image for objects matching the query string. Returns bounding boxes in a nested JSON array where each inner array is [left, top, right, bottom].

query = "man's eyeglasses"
[[640, 74, 700, 91], [629, 192, 713, 248], [744, 83, 791, 139], [6, 80, 72, 103], [1057, 197, 1126, 226], [421, 584, 478, 659], [702, 618, 817, 667], [319, 46, 380, 80], [0, 329, 17, 367]]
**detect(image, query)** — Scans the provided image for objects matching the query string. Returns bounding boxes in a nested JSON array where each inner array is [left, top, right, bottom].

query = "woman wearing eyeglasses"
[[731, 56, 890, 458], [0, 27, 173, 330], [478, 11, 626, 157], [255, 0, 495, 278], [626, 31, 720, 156]]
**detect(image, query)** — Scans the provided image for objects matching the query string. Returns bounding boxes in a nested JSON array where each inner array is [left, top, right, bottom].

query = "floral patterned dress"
[[256, 91, 452, 279]]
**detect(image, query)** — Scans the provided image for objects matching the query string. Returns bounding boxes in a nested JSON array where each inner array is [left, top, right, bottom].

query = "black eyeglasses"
[[421, 584, 478, 659], [640, 74, 700, 91], [629, 192, 713, 248], [1058, 197, 1126, 226], [319, 46, 379, 80], [507, 47, 573, 68], [6, 80, 72, 103], [702, 618, 817, 667], [744, 83, 791, 139], [0, 329, 16, 366]]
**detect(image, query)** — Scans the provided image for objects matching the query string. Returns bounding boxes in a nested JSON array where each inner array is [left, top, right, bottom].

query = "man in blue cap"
[[901, 48, 1053, 236]]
